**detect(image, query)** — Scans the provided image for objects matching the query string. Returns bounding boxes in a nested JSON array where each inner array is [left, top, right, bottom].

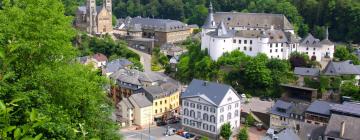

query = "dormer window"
[[306, 41, 309, 44], [227, 17, 231, 21]]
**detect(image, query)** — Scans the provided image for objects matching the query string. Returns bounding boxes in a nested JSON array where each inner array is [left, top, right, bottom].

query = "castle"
[[201, 2, 334, 61], [75, 0, 113, 34]]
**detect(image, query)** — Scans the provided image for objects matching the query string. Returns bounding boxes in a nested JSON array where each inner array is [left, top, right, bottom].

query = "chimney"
[[340, 121, 346, 138]]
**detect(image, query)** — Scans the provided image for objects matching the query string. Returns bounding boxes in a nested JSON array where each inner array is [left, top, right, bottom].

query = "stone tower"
[[86, 0, 97, 34], [104, 0, 112, 16]]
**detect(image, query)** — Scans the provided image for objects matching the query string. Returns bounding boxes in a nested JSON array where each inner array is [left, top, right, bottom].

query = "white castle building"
[[201, 3, 334, 61]]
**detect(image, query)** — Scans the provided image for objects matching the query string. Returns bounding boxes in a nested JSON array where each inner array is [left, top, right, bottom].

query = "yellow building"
[[141, 82, 180, 120]]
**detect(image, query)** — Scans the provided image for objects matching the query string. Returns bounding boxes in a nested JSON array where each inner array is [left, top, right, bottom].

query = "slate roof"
[[294, 67, 320, 76], [182, 79, 236, 106], [323, 60, 360, 76], [110, 69, 142, 86], [265, 30, 288, 43], [306, 100, 334, 116], [324, 114, 360, 140], [142, 82, 179, 100], [213, 12, 294, 30], [298, 123, 326, 140], [129, 93, 152, 108], [300, 34, 321, 47], [119, 16, 190, 32], [269, 100, 292, 117], [331, 102, 360, 117], [104, 58, 133, 74], [77, 6, 86, 14], [290, 103, 309, 115], [118, 98, 134, 109]]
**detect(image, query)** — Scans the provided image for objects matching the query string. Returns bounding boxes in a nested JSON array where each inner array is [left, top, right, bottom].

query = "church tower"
[[86, 0, 97, 34], [104, 0, 112, 16]]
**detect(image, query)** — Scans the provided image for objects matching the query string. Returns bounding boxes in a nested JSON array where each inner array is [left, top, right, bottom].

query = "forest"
[[63, 0, 360, 43]]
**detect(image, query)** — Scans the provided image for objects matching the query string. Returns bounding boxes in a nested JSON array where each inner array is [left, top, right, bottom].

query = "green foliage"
[[245, 115, 255, 126], [238, 126, 249, 140], [220, 122, 232, 140], [334, 45, 360, 64], [200, 136, 209, 140], [151, 46, 169, 71], [0, 0, 121, 139], [340, 81, 360, 101], [289, 52, 311, 68], [77, 34, 143, 71], [244, 55, 272, 91]]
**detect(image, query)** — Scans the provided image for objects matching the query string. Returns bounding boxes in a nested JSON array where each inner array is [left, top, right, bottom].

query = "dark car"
[[156, 121, 167, 126], [168, 118, 180, 124]]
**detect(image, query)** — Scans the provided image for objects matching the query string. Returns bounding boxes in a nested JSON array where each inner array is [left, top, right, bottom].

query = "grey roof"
[[118, 98, 134, 109], [216, 21, 228, 36], [280, 84, 317, 91], [129, 93, 152, 108], [306, 100, 334, 116], [331, 102, 360, 117], [290, 103, 309, 115], [323, 60, 360, 76], [300, 34, 321, 47], [270, 100, 292, 117], [298, 123, 326, 140], [142, 82, 179, 99], [265, 30, 288, 43], [325, 114, 360, 140], [294, 67, 320, 76], [213, 12, 294, 30], [77, 6, 86, 14], [120, 16, 189, 32], [285, 32, 300, 43], [182, 79, 236, 106], [128, 23, 142, 32], [104, 58, 133, 74], [110, 69, 142, 86]]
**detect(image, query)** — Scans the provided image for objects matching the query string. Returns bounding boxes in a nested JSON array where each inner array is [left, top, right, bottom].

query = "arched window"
[[220, 115, 224, 123], [190, 110, 195, 118], [227, 112, 232, 120], [184, 118, 188, 125], [184, 108, 189, 116], [203, 113, 209, 121], [235, 110, 239, 117], [210, 115, 216, 123]]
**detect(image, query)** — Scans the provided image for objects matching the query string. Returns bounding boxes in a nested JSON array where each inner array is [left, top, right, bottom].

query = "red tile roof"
[[92, 53, 108, 62]]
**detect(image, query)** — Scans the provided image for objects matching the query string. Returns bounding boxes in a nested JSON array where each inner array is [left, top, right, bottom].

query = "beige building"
[[115, 17, 192, 53], [117, 93, 153, 127], [75, 0, 113, 34]]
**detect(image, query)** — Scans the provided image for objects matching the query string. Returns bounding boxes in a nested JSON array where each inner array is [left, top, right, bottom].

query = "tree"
[[245, 115, 255, 126], [0, 0, 121, 139], [289, 52, 310, 68], [334, 45, 350, 61], [220, 122, 232, 140], [341, 81, 360, 101], [238, 126, 249, 140], [244, 55, 272, 91]]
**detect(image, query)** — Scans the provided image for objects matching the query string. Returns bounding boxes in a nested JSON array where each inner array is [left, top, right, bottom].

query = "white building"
[[181, 79, 241, 139], [201, 2, 334, 61], [297, 32, 334, 61]]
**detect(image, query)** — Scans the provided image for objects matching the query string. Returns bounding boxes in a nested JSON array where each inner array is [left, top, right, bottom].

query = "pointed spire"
[[202, 1, 216, 29], [325, 26, 329, 40], [216, 21, 228, 36], [209, 1, 213, 14]]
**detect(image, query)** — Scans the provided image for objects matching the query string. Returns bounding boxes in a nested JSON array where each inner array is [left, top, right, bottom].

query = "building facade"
[[181, 79, 241, 138], [115, 17, 192, 53], [138, 82, 181, 120], [75, 0, 113, 34], [201, 2, 334, 61]]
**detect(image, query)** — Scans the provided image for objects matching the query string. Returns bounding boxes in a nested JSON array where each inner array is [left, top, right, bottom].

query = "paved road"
[[110, 33, 152, 72], [121, 123, 186, 140], [126, 46, 152, 72]]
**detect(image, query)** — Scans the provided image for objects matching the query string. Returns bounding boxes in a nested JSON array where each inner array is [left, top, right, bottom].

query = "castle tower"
[[103, 0, 112, 16], [202, 2, 216, 29], [86, 0, 97, 34]]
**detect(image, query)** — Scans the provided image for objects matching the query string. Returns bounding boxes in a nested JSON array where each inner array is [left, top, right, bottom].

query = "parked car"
[[182, 132, 195, 139], [168, 117, 180, 124], [156, 121, 167, 126]]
